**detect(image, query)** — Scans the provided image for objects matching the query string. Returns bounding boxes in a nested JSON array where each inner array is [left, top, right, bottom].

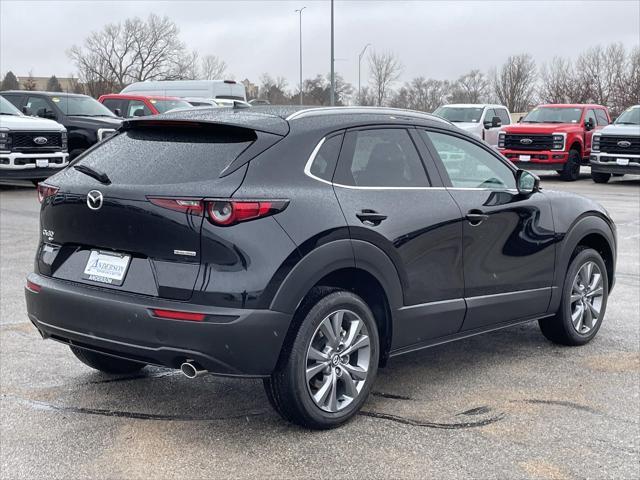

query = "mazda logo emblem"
[[33, 136, 48, 145], [520, 138, 533, 145], [617, 140, 631, 148], [87, 190, 103, 211]]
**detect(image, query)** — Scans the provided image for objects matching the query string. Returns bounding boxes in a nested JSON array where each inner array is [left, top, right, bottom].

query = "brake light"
[[37, 183, 59, 203], [151, 309, 205, 322], [206, 200, 287, 226], [26, 280, 42, 293], [148, 197, 204, 214]]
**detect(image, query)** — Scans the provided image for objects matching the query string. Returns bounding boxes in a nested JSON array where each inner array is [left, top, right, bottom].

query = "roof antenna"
[[233, 101, 250, 110]]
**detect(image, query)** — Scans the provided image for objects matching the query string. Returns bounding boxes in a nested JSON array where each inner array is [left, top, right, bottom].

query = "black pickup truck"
[[1, 91, 122, 159]]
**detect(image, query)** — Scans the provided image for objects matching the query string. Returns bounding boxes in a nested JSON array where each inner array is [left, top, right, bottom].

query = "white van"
[[121, 80, 246, 102]]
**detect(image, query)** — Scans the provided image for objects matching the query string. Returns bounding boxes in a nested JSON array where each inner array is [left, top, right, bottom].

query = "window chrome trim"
[[304, 136, 519, 193]]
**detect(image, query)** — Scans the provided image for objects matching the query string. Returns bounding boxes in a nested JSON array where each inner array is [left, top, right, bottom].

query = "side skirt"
[[388, 313, 555, 358]]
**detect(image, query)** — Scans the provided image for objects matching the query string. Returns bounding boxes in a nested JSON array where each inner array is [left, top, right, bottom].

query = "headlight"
[[61, 131, 68, 151], [97, 128, 117, 142], [591, 134, 600, 152], [498, 132, 505, 149], [551, 133, 565, 151], [0, 130, 10, 151]]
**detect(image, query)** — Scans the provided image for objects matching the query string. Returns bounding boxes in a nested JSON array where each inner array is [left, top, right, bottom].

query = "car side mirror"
[[516, 170, 540, 195], [113, 108, 122, 117], [585, 118, 595, 131], [22, 106, 31, 115], [491, 116, 502, 128]]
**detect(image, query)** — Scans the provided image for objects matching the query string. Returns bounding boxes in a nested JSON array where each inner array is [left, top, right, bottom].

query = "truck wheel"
[[70, 346, 146, 374], [560, 149, 581, 181], [539, 247, 608, 346], [591, 171, 611, 184], [265, 288, 379, 429]]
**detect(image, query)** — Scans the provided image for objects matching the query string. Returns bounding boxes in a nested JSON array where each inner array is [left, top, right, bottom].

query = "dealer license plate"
[[83, 250, 131, 286], [616, 158, 630, 166], [519, 155, 531, 161], [35, 159, 49, 168]]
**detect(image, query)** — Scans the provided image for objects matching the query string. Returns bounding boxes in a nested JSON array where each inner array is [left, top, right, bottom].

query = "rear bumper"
[[25, 273, 291, 378]]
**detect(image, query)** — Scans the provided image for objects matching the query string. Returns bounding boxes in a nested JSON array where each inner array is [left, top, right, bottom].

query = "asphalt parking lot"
[[1, 171, 638, 479]]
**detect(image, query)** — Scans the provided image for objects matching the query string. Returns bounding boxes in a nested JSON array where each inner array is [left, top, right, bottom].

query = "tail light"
[[37, 183, 59, 203], [151, 309, 205, 322], [26, 279, 42, 293], [148, 196, 288, 226]]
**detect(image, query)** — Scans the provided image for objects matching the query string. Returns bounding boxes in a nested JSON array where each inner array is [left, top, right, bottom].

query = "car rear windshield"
[[521, 107, 582, 124], [151, 99, 193, 113], [75, 125, 255, 185]]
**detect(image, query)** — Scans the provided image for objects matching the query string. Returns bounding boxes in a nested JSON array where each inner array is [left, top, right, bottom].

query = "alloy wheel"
[[305, 309, 371, 413], [570, 261, 604, 334]]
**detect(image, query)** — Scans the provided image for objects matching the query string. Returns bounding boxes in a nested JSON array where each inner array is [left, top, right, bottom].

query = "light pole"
[[294, 6, 306, 105], [329, 0, 335, 106], [358, 43, 371, 105]]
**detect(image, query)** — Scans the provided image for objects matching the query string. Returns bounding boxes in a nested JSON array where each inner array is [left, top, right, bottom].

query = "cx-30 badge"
[[33, 136, 48, 145], [87, 190, 103, 210], [520, 138, 533, 145], [617, 140, 631, 148]]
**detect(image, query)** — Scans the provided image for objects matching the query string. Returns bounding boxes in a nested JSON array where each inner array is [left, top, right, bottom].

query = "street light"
[[329, 0, 335, 106], [294, 6, 306, 105], [358, 43, 371, 105]]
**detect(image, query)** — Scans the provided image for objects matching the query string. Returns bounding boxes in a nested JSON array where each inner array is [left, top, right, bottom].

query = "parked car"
[[249, 99, 271, 106], [498, 104, 610, 181], [433, 104, 511, 146], [121, 79, 247, 101], [590, 105, 640, 183], [1, 91, 122, 159], [26, 106, 616, 429], [98, 94, 192, 118], [0, 95, 68, 182]]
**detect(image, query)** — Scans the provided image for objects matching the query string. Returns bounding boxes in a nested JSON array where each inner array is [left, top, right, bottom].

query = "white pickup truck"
[[0, 96, 68, 183], [433, 103, 512, 147], [590, 105, 640, 183]]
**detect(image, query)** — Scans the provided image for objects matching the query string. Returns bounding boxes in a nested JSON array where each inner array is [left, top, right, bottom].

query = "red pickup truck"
[[498, 104, 611, 181], [98, 94, 192, 118]]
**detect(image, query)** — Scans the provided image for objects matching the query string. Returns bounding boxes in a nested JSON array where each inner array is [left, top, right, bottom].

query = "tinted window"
[[309, 133, 343, 182], [1, 94, 23, 109], [75, 126, 255, 185], [423, 131, 516, 189], [483, 109, 496, 124], [496, 109, 511, 125], [50, 95, 115, 116], [26, 96, 54, 117], [127, 100, 152, 118], [595, 109, 609, 126], [336, 129, 429, 187], [102, 99, 125, 116]]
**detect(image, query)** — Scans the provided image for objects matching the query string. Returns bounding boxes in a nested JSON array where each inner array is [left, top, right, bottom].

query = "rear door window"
[[75, 125, 255, 185], [334, 128, 429, 187]]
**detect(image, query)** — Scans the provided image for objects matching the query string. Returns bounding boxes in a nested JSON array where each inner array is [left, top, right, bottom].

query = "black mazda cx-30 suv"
[[26, 106, 616, 429]]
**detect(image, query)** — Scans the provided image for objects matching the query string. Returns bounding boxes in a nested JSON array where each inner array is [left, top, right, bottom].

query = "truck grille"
[[504, 134, 554, 151], [599, 135, 640, 155], [10, 132, 62, 152]]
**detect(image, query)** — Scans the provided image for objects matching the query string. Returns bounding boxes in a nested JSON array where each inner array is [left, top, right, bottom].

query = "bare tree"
[[368, 51, 402, 106], [200, 55, 227, 80], [259, 74, 289, 104], [357, 86, 376, 106], [539, 57, 576, 104], [492, 54, 537, 112], [449, 70, 489, 103], [614, 46, 640, 115], [68, 14, 197, 92], [22, 71, 37, 91], [395, 77, 451, 112]]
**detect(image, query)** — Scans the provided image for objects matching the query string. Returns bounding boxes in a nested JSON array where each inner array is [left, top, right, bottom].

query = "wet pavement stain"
[[516, 399, 599, 414], [359, 410, 506, 429], [371, 391, 413, 401]]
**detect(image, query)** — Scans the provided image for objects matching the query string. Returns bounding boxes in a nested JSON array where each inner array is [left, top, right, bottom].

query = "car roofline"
[[285, 106, 452, 125]]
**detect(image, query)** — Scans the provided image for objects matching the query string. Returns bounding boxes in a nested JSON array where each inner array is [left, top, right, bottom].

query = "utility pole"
[[295, 7, 306, 105], [329, 0, 335, 106], [358, 43, 371, 105]]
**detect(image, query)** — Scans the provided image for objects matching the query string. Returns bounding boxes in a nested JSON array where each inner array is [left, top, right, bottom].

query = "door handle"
[[356, 210, 388, 226], [466, 210, 489, 226]]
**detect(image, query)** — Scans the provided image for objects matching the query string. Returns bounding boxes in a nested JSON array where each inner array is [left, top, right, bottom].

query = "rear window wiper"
[[74, 164, 111, 185]]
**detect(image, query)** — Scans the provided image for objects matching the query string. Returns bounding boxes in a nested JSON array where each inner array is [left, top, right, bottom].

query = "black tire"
[[560, 149, 581, 181], [265, 288, 380, 429], [591, 171, 611, 184], [539, 248, 608, 346], [70, 346, 146, 374]]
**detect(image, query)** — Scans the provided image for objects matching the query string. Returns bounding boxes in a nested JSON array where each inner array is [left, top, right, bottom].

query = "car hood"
[[599, 124, 640, 137], [501, 123, 581, 134], [0, 115, 66, 132], [66, 116, 122, 129]]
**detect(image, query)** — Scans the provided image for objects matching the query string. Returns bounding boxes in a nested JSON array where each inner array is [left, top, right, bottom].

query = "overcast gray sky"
[[1, 0, 639, 88]]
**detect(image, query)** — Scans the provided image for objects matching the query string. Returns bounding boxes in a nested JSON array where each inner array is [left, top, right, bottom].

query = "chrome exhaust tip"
[[180, 361, 207, 379]]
